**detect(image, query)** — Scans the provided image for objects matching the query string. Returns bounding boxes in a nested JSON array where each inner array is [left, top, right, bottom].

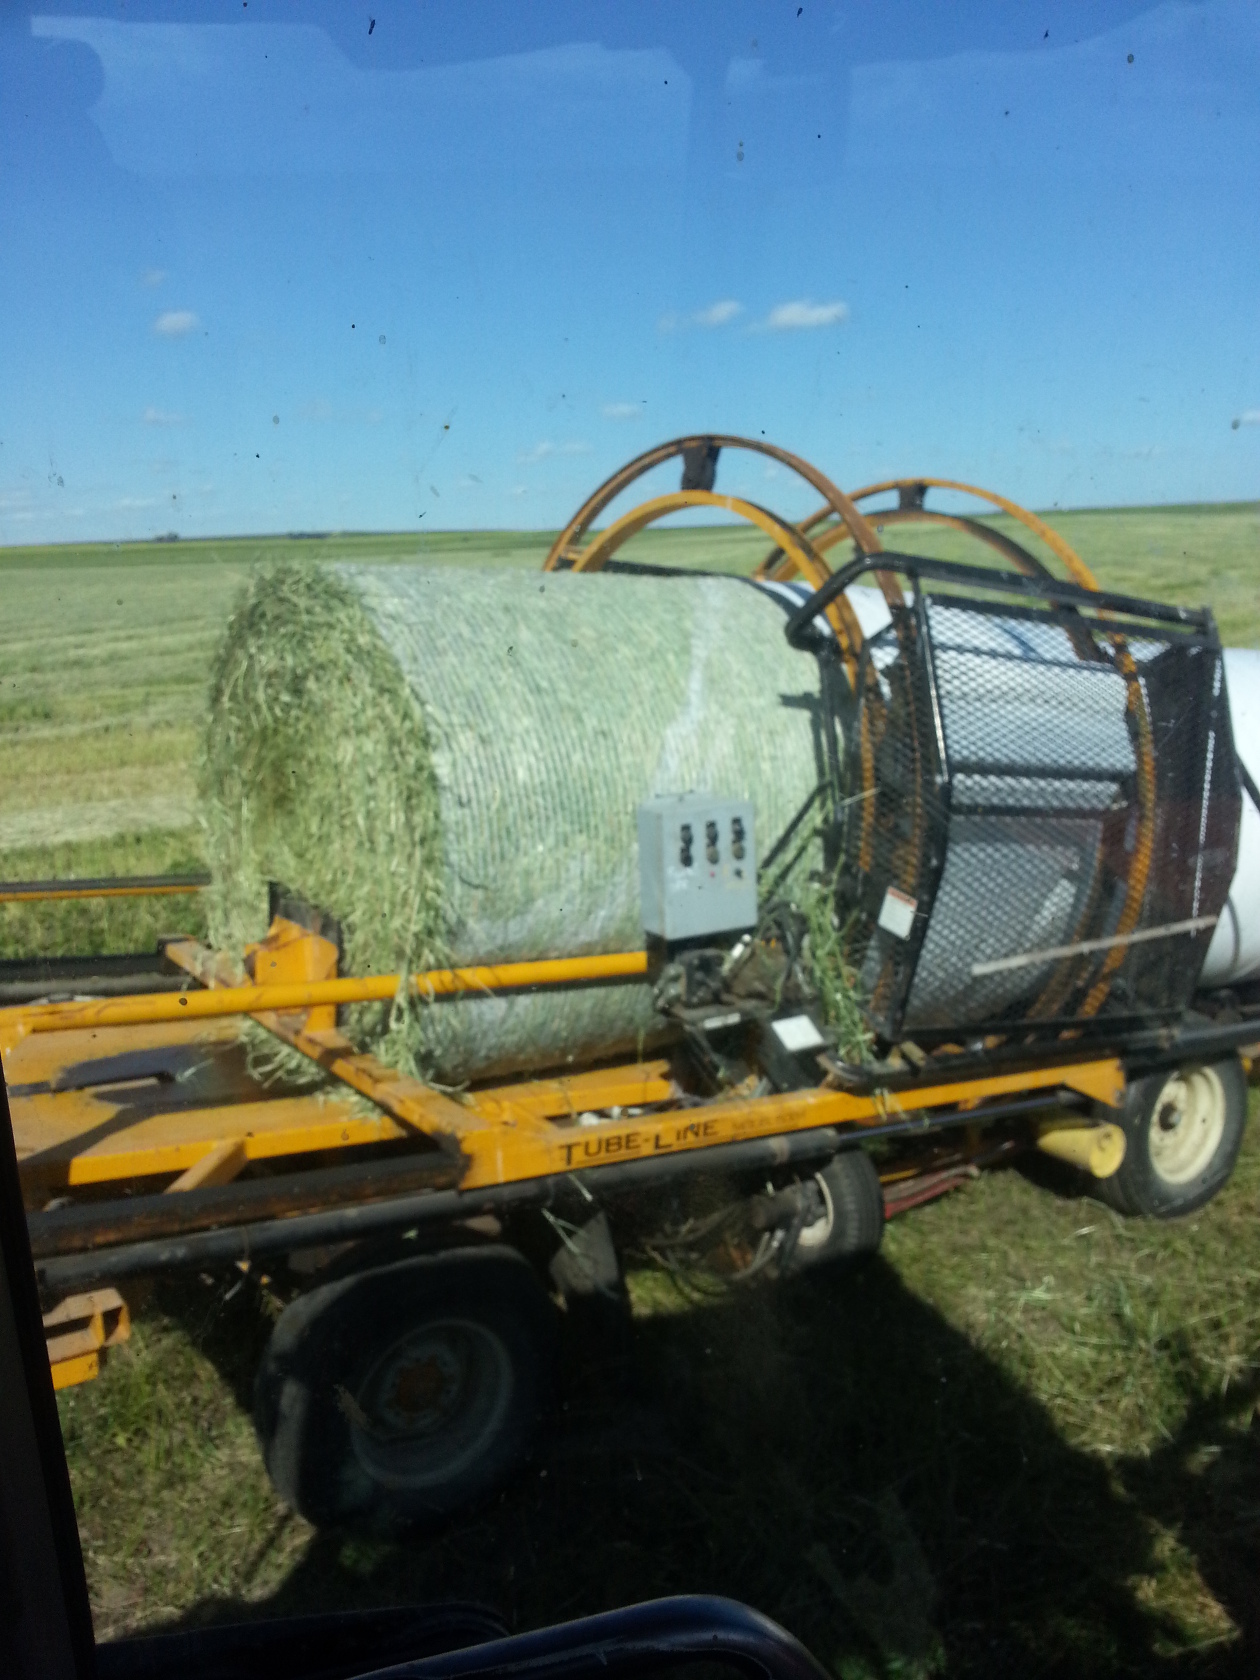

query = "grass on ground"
[[57, 1119, 1260, 1675]]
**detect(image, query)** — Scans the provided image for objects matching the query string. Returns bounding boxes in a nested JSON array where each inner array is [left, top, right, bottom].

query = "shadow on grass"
[[145, 1254, 1257, 1680]]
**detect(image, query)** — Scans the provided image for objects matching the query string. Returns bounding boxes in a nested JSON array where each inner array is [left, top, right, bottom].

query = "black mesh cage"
[[822, 560, 1241, 1045]]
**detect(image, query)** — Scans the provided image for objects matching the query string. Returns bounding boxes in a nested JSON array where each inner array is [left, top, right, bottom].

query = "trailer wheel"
[[1098, 1057, 1248, 1219], [255, 1246, 555, 1530], [787, 1150, 885, 1269]]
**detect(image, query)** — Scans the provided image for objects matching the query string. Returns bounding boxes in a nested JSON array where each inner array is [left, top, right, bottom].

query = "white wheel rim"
[[795, 1172, 835, 1251], [1147, 1066, 1227, 1186]]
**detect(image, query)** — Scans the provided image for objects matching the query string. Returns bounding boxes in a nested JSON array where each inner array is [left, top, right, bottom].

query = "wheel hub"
[[350, 1317, 514, 1491], [1147, 1067, 1227, 1186], [377, 1343, 463, 1436], [795, 1172, 835, 1252]]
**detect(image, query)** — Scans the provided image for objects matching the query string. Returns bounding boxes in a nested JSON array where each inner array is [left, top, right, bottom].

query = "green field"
[[3, 504, 1259, 1675], [2, 503, 1256, 926]]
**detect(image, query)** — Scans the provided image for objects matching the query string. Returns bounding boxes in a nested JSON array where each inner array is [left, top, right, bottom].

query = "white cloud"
[[763, 298, 850, 330], [517, 439, 592, 464], [659, 300, 742, 333], [113, 495, 160, 509], [141, 267, 167, 287], [143, 406, 183, 426], [153, 309, 198, 336], [693, 299, 742, 328], [602, 402, 644, 420], [509, 484, 529, 497], [1231, 409, 1260, 429]]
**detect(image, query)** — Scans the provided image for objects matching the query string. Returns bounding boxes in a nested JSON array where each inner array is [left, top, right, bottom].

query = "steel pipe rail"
[[0, 950, 651, 1044], [0, 873, 209, 906]]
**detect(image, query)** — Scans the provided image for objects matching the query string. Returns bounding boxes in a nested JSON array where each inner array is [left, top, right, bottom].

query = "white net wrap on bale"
[[201, 563, 828, 1083]]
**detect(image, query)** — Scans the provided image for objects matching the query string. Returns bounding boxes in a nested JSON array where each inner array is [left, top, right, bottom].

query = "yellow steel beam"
[[250, 1014, 512, 1139], [45, 1289, 130, 1390], [7, 1011, 410, 1192], [170, 926, 1124, 1191], [162, 932, 550, 1142], [166, 1137, 248, 1192], [447, 1056, 1126, 1190], [16, 1088, 408, 1192], [475, 1060, 676, 1120], [9, 912, 1130, 1209], [52, 1351, 100, 1390], [0, 948, 651, 1050], [0, 874, 207, 905]]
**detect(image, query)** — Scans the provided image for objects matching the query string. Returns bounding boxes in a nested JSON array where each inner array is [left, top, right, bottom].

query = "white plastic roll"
[[1201, 648, 1260, 987]]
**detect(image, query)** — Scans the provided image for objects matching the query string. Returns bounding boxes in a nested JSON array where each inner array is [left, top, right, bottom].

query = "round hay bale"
[[201, 563, 826, 1083]]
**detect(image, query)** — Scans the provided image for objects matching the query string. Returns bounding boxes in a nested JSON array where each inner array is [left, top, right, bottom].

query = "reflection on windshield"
[[2, 4, 1258, 1675]]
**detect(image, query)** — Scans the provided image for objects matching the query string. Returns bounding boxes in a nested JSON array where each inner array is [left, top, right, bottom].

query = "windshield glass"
[[2, 5, 1258, 1675]]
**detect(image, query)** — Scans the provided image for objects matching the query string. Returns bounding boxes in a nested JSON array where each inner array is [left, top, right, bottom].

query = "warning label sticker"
[[877, 886, 917, 940]]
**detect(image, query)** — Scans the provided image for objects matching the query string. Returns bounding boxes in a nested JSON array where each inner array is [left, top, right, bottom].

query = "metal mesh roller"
[[839, 572, 1241, 1042]]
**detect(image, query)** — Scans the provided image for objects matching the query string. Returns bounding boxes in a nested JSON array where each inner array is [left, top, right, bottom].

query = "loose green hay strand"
[[199, 563, 447, 1081], [798, 871, 872, 1063]]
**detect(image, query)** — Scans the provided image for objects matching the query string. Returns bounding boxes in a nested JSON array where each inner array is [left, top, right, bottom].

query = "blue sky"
[[1, 0, 1257, 543]]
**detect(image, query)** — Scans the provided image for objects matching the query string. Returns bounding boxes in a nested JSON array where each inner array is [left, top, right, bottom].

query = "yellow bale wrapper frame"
[[3, 438, 1254, 1404]]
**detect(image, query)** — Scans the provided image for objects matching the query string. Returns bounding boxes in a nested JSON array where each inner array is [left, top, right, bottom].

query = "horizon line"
[[3, 495, 1258, 556]]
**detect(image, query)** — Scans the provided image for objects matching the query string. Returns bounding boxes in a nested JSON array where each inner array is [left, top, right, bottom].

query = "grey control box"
[[637, 794, 758, 943]]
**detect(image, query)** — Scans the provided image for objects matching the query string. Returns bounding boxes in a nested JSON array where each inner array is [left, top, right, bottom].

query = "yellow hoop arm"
[[758, 507, 1054, 583], [576, 490, 826, 579], [755, 477, 1097, 591], [543, 434, 883, 570], [856, 478, 1096, 588]]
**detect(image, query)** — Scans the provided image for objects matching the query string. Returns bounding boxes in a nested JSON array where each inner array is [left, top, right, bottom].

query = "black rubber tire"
[[254, 1246, 555, 1531], [785, 1149, 885, 1270], [1096, 1056, 1248, 1219]]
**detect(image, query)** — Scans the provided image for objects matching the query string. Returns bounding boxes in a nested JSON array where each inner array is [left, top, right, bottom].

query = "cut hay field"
[[2, 502, 1259, 1677]]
